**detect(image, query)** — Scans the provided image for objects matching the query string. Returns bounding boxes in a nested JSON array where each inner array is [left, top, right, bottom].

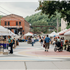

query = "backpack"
[[41, 39, 43, 42], [13, 39, 15, 44]]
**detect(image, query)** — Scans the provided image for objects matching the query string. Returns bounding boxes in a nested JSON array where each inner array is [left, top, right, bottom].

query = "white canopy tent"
[[0, 26, 20, 51], [3, 30, 20, 39], [0, 26, 20, 39], [0, 33, 11, 36], [8, 30, 16, 36], [49, 31, 57, 37], [64, 31, 70, 40], [0, 31, 15, 36], [56, 29, 67, 36], [24, 32, 33, 36], [0, 26, 16, 36], [64, 31, 70, 36], [0, 26, 9, 33]]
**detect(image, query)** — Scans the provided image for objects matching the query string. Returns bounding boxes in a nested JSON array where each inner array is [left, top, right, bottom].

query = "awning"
[[64, 31, 70, 36], [59, 29, 70, 35], [4, 26, 22, 29]]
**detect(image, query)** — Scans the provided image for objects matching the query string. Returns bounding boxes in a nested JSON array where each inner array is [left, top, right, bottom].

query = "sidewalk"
[[0, 61, 70, 70]]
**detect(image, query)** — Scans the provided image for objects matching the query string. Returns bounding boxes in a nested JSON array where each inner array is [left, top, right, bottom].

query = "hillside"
[[25, 12, 61, 33], [0, 15, 3, 25]]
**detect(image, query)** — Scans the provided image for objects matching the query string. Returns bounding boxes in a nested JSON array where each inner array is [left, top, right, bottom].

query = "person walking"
[[57, 37, 60, 42], [60, 38, 64, 48], [13, 38, 16, 48], [31, 37, 34, 46], [44, 35, 51, 52], [8, 36, 13, 54], [40, 38, 43, 46]]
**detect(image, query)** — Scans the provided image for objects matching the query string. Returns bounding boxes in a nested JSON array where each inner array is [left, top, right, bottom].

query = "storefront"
[[4, 26, 23, 35]]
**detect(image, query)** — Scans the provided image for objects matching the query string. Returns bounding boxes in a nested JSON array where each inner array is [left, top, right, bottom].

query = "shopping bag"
[[8, 47, 11, 51], [4, 49, 8, 52], [43, 44, 45, 48], [3, 49, 8, 55]]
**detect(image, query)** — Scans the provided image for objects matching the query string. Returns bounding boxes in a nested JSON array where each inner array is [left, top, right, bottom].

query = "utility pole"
[[57, 18, 59, 32]]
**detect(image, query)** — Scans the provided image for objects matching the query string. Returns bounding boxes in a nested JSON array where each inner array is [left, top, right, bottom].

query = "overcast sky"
[[0, 1, 40, 18]]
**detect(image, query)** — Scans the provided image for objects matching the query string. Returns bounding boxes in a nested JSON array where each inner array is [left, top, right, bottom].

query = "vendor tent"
[[64, 31, 70, 36], [30, 32, 33, 34], [0, 33, 11, 36], [24, 32, 33, 36], [64, 31, 70, 40], [49, 31, 57, 37], [56, 29, 67, 36], [59, 29, 70, 35], [0, 26, 20, 39], [8, 30, 16, 36], [0, 30, 20, 39], [0, 26, 16, 36], [0, 26, 9, 33]]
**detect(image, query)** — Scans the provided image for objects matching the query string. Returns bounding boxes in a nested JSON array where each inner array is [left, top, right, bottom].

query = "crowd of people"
[[26, 35, 70, 52], [7, 35, 70, 54], [26, 35, 51, 52], [1, 34, 70, 55]]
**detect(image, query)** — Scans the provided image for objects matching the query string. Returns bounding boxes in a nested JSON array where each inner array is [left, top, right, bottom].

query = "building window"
[[8, 21, 10, 26], [19, 22, 21, 26], [16, 22, 18, 26], [5, 21, 7, 26]]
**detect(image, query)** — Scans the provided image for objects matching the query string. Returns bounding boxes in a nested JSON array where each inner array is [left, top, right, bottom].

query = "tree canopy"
[[25, 12, 61, 33], [36, 1, 70, 25]]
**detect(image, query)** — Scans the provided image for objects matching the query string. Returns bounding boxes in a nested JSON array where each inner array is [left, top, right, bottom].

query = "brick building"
[[1, 14, 30, 35]]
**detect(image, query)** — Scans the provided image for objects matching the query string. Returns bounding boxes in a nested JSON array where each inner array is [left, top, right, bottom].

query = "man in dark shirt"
[[44, 35, 51, 52]]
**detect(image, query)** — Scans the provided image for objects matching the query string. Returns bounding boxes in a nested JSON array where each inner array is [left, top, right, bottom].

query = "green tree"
[[0, 15, 3, 25], [66, 25, 70, 29], [25, 12, 61, 33], [36, 1, 70, 25]]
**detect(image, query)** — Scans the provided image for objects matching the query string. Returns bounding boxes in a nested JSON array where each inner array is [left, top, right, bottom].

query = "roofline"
[[2, 14, 24, 19]]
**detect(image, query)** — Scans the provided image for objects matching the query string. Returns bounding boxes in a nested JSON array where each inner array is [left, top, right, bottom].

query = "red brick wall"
[[24, 20, 30, 34], [1, 14, 30, 34]]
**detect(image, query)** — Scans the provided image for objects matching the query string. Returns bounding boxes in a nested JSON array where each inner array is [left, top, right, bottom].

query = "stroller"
[[54, 41, 63, 52]]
